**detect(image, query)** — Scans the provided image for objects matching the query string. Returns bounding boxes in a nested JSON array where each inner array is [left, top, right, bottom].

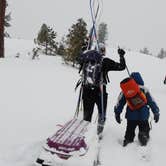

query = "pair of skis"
[[84, 1, 104, 166], [89, 1, 104, 165]]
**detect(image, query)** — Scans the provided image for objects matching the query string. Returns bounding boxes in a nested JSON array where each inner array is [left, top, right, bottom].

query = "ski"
[[93, 136, 102, 166]]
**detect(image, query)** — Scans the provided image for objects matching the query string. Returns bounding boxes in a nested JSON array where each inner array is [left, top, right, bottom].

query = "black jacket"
[[102, 56, 126, 84], [78, 50, 126, 86]]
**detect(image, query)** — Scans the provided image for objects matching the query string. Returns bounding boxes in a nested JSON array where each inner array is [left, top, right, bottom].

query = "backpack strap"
[[75, 78, 82, 91], [105, 73, 110, 83]]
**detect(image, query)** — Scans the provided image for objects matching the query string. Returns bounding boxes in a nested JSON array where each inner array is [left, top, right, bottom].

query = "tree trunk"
[[45, 41, 48, 55], [0, 0, 6, 58]]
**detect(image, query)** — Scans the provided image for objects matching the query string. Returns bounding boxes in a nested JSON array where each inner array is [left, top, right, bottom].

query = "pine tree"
[[65, 18, 88, 66], [47, 26, 58, 55], [37, 24, 49, 55], [97, 22, 108, 44], [36, 24, 58, 55], [0, 0, 6, 58]]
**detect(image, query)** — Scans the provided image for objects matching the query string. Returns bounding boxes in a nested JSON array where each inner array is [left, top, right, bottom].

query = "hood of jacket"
[[131, 72, 144, 85]]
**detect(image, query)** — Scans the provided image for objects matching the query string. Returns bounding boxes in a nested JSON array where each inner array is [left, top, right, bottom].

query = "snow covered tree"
[[157, 48, 166, 59], [57, 36, 66, 56], [0, 0, 6, 58], [140, 47, 151, 55], [65, 18, 88, 66], [97, 22, 108, 44]]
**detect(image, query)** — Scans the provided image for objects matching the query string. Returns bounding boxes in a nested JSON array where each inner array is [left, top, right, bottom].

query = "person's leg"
[[82, 87, 95, 122], [97, 92, 108, 121], [96, 89, 108, 135], [138, 120, 150, 146], [123, 120, 137, 146]]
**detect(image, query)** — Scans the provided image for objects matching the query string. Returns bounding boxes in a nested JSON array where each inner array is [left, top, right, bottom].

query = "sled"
[[35, 118, 93, 166]]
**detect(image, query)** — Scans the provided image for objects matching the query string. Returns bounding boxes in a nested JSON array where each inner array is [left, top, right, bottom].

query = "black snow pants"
[[82, 85, 108, 123], [125, 120, 150, 145]]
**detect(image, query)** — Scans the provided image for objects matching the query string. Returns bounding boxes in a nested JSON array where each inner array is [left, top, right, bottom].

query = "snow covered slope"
[[0, 38, 165, 166]]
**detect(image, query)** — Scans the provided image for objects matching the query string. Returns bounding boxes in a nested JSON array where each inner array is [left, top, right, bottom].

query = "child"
[[114, 72, 160, 146]]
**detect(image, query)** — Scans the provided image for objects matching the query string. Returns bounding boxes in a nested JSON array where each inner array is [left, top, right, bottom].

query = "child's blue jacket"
[[114, 72, 160, 120]]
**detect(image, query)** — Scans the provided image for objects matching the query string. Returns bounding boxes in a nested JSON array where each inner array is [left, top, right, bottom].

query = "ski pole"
[[74, 84, 83, 118], [125, 63, 131, 77]]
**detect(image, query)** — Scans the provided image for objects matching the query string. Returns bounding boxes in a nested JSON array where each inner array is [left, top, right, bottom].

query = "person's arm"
[[114, 92, 126, 114], [114, 92, 126, 123], [146, 88, 160, 122], [103, 49, 126, 71]]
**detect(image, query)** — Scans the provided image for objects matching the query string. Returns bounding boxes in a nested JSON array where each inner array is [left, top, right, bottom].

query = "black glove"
[[154, 113, 159, 123], [115, 114, 121, 124], [164, 78, 166, 84], [118, 48, 125, 56]]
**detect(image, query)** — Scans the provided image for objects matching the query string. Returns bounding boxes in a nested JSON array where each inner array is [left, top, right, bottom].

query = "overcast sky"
[[7, 0, 166, 54]]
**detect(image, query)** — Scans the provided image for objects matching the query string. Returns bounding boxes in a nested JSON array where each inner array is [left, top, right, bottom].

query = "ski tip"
[[35, 158, 44, 165]]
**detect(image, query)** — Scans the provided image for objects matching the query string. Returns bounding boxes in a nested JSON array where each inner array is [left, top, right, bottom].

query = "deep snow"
[[0, 38, 165, 166]]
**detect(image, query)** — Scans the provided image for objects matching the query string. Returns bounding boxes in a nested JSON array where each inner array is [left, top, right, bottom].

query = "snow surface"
[[0, 38, 166, 166]]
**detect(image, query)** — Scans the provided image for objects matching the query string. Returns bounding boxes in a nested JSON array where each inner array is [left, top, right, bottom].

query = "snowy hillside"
[[0, 38, 166, 166]]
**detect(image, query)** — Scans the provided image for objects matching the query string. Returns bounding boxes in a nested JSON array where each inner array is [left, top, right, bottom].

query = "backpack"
[[120, 77, 147, 110], [79, 50, 103, 87]]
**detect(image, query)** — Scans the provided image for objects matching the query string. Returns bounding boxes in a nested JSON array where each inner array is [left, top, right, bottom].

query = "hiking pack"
[[120, 77, 147, 110], [79, 50, 103, 87]]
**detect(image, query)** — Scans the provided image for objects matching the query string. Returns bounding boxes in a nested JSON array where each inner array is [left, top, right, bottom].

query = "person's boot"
[[138, 132, 149, 146], [123, 139, 133, 147], [97, 119, 105, 139], [97, 123, 104, 134]]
